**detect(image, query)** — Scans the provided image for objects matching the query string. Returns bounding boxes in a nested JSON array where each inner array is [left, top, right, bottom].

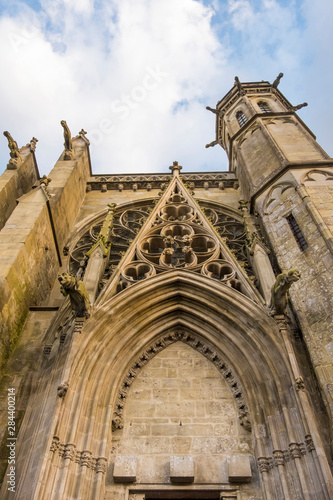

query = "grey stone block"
[[113, 455, 137, 483], [228, 454, 252, 483], [169, 455, 194, 483]]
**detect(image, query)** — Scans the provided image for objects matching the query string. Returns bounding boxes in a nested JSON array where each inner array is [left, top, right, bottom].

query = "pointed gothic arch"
[[9, 176, 333, 500], [33, 271, 310, 497]]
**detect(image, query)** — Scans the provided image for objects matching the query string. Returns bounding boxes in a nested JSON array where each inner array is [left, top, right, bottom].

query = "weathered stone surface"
[[169, 455, 194, 483], [113, 455, 137, 482], [1, 78, 333, 500], [228, 455, 252, 483]]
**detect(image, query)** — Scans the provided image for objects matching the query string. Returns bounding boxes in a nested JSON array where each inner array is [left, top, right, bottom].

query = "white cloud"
[[0, 0, 332, 177], [228, 0, 254, 29]]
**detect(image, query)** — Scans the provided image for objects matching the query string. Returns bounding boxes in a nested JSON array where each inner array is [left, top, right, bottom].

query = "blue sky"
[[0, 0, 332, 175]]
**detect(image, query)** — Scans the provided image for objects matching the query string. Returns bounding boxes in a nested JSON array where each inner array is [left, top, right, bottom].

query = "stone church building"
[[0, 77, 332, 499]]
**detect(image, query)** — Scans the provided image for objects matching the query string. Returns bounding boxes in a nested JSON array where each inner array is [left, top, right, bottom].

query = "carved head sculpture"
[[286, 269, 301, 283], [58, 272, 76, 292], [58, 273, 90, 317], [270, 269, 300, 315]]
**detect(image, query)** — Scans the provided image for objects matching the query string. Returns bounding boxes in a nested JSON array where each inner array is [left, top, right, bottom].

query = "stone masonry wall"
[[256, 170, 333, 420], [108, 342, 258, 497]]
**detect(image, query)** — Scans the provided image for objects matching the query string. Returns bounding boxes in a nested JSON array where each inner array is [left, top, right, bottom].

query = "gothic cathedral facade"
[[0, 78, 332, 499]]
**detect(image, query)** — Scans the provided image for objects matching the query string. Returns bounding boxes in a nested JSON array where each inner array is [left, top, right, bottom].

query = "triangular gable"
[[96, 166, 262, 307]]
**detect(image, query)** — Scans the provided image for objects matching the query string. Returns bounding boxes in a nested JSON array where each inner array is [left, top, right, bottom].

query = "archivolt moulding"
[[111, 330, 251, 433], [301, 169, 333, 184]]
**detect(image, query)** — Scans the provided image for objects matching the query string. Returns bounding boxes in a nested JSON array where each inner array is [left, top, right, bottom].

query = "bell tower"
[[208, 76, 333, 430], [207, 74, 331, 202]]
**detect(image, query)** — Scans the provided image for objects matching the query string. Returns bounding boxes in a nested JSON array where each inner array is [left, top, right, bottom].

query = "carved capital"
[[289, 442, 302, 459], [81, 450, 93, 468], [258, 457, 271, 473], [50, 436, 60, 453], [305, 434, 315, 452], [64, 443, 76, 461], [95, 457, 108, 474], [273, 450, 285, 466]]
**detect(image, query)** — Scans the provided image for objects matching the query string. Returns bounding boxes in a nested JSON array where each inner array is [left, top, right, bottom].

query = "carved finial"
[[169, 160, 182, 177], [269, 269, 300, 315], [60, 120, 74, 160], [291, 102, 308, 111], [272, 72, 284, 88], [3, 131, 21, 169], [77, 128, 90, 146]]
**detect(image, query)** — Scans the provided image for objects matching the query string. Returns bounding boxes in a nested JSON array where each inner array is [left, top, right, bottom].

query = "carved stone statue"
[[272, 72, 284, 89], [269, 269, 300, 315], [58, 272, 90, 317], [60, 120, 74, 160], [3, 131, 21, 169], [234, 76, 242, 92], [3, 131, 19, 158]]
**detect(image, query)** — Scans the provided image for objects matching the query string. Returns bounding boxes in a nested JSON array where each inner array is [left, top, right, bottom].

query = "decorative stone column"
[[84, 204, 116, 304]]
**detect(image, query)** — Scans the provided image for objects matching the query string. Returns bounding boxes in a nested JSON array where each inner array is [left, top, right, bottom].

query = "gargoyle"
[[269, 269, 300, 315], [3, 131, 19, 158], [58, 272, 90, 317], [272, 72, 284, 89], [60, 120, 74, 160]]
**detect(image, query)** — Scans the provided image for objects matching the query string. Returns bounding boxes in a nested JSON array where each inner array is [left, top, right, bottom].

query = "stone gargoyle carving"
[[269, 269, 300, 315], [272, 72, 284, 89], [60, 120, 74, 160], [58, 272, 90, 317], [3, 131, 21, 169]]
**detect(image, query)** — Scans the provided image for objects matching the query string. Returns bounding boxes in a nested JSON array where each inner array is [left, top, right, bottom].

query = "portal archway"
[[33, 270, 329, 500]]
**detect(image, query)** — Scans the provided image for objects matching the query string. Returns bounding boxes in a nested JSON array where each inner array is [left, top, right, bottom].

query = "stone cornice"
[[87, 172, 238, 192]]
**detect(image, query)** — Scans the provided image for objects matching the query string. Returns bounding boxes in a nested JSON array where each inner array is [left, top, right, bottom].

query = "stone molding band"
[[258, 435, 315, 473], [50, 436, 107, 473], [87, 173, 238, 192]]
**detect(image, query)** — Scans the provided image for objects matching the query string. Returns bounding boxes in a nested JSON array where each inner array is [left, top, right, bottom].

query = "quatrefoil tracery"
[[115, 189, 250, 294], [138, 222, 218, 270]]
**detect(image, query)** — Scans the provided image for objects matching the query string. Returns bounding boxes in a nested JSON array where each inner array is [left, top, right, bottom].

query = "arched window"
[[258, 101, 271, 113], [236, 110, 247, 127]]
